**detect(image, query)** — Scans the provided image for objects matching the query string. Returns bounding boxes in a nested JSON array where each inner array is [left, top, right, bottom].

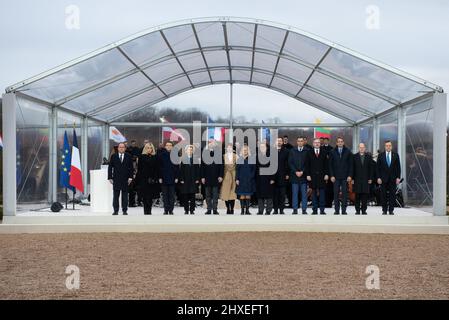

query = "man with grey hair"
[[352, 143, 374, 215]]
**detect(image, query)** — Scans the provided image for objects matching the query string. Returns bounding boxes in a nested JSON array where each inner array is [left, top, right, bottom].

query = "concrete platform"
[[1, 205, 448, 234]]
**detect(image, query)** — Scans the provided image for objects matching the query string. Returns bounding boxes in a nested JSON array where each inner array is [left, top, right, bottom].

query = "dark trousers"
[[273, 186, 286, 211], [311, 188, 325, 213], [355, 193, 369, 213], [205, 186, 219, 210], [142, 193, 153, 214], [380, 180, 397, 213], [183, 193, 196, 212], [258, 198, 273, 213], [161, 185, 175, 213], [113, 189, 128, 213], [286, 183, 292, 208], [128, 182, 136, 207], [333, 179, 348, 213], [292, 182, 308, 211]]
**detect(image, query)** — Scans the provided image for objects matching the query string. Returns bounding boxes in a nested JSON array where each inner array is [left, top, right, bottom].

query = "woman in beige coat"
[[220, 143, 237, 214]]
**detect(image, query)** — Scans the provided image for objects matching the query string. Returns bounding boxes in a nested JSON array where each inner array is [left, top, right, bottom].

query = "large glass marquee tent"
[[2, 17, 446, 216]]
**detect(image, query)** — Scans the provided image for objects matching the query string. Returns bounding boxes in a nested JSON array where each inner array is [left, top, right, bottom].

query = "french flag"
[[69, 129, 84, 193]]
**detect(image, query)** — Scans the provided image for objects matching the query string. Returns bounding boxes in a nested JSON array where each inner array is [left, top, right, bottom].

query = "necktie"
[[387, 152, 391, 167], [315, 149, 319, 157], [299, 147, 302, 152], [339, 148, 342, 157], [120, 154, 123, 163]]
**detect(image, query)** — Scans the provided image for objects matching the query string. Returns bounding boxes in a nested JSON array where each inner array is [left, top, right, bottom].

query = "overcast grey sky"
[[1, 0, 448, 122]]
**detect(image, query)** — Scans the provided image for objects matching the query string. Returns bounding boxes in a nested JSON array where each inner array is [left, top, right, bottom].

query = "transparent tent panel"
[[203, 50, 228, 68], [189, 71, 212, 86], [298, 87, 367, 122], [63, 72, 152, 114], [252, 71, 273, 86], [232, 69, 251, 82], [282, 31, 330, 65], [271, 76, 302, 96], [94, 87, 165, 120], [161, 24, 198, 53], [178, 52, 207, 72], [275, 57, 312, 84], [226, 22, 255, 47], [319, 49, 432, 103], [253, 52, 278, 73], [210, 70, 230, 83], [20, 48, 135, 103], [255, 25, 286, 52], [159, 76, 192, 96], [195, 22, 225, 47], [307, 71, 393, 114], [143, 58, 184, 83], [229, 50, 253, 68], [119, 31, 171, 67]]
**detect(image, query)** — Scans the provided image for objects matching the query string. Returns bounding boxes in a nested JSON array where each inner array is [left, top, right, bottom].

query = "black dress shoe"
[[190, 211, 195, 215], [163, 211, 168, 215], [362, 212, 367, 215], [342, 212, 347, 215], [334, 212, 340, 215], [257, 212, 263, 215], [205, 210, 212, 215], [320, 211, 326, 215], [292, 209, 298, 215], [312, 211, 318, 215], [169, 211, 174, 215], [302, 210, 307, 215], [213, 210, 219, 215], [112, 212, 118, 215], [123, 212, 128, 215], [280, 211, 285, 214], [389, 212, 394, 215], [184, 211, 189, 215], [355, 212, 360, 215], [382, 212, 387, 215], [265, 212, 271, 215]]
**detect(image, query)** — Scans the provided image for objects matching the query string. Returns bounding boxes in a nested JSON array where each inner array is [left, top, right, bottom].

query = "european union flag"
[[59, 130, 73, 190]]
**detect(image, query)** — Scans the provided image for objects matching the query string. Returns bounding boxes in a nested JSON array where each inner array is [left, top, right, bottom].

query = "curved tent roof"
[[6, 16, 443, 124]]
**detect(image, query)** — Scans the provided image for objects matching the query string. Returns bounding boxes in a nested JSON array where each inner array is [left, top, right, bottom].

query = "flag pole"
[[65, 188, 68, 209]]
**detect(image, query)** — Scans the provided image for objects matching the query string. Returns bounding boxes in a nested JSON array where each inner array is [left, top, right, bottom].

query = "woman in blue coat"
[[236, 144, 256, 215]]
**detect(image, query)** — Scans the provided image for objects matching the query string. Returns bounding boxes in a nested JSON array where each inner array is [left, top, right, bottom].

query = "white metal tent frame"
[[2, 16, 447, 216]]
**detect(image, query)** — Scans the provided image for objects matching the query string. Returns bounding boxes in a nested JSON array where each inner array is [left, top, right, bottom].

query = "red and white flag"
[[69, 129, 84, 193], [160, 116, 185, 142]]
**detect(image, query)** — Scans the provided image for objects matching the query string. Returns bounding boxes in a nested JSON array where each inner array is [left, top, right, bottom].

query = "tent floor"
[[1, 205, 448, 234]]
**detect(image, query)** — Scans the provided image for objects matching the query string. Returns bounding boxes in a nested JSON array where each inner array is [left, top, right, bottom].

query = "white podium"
[[90, 166, 113, 213]]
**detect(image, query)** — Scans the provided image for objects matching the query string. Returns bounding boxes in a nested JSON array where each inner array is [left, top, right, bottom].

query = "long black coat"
[[306, 147, 329, 189], [236, 156, 256, 195], [274, 147, 290, 187], [158, 149, 179, 185], [353, 153, 374, 194], [288, 147, 308, 184], [179, 156, 200, 194], [256, 151, 275, 198], [329, 146, 353, 179], [377, 151, 401, 183], [201, 151, 224, 187], [108, 153, 134, 191], [135, 154, 160, 198]]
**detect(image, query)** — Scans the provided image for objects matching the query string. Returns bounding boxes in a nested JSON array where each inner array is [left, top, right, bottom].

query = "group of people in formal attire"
[[107, 136, 401, 216]]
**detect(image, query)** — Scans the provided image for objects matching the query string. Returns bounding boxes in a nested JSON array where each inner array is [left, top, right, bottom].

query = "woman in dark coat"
[[236, 145, 256, 215], [136, 143, 160, 215], [179, 145, 201, 215], [256, 143, 275, 215], [352, 143, 374, 215]]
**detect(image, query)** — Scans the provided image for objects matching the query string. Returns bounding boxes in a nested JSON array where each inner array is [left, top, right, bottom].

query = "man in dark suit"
[[377, 140, 401, 215], [288, 137, 309, 214], [201, 141, 224, 215], [108, 143, 134, 215], [353, 143, 374, 215], [303, 136, 313, 151], [158, 141, 179, 215], [329, 137, 353, 215], [273, 137, 290, 214], [306, 138, 329, 215]]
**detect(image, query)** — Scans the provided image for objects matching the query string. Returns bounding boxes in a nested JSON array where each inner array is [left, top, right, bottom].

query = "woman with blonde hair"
[[136, 143, 160, 215], [220, 143, 237, 214], [235, 144, 256, 215]]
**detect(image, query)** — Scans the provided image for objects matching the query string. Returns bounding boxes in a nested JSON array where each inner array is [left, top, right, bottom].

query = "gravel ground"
[[0, 232, 449, 299]]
